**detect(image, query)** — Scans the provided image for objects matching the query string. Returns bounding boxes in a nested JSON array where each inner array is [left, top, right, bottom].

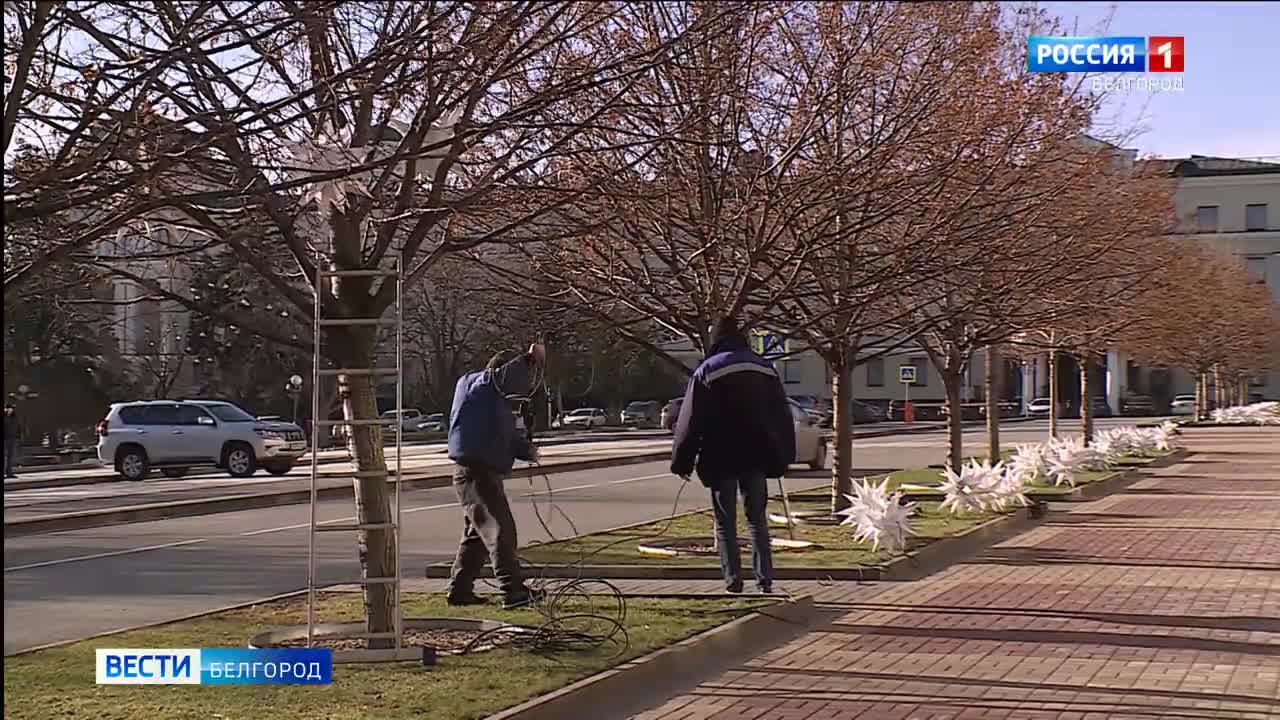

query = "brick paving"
[[625, 428, 1280, 720]]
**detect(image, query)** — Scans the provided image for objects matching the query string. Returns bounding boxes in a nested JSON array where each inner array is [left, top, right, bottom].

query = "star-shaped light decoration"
[[1006, 443, 1049, 486], [940, 459, 1006, 514], [1213, 401, 1280, 426], [836, 477, 915, 553], [286, 109, 464, 219], [287, 121, 373, 219], [1092, 428, 1133, 466], [1046, 437, 1105, 487]]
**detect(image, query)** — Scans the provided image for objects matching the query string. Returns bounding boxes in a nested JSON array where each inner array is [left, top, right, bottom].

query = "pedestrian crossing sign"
[[899, 365, 917, 384], [750, 330, 788, 358]]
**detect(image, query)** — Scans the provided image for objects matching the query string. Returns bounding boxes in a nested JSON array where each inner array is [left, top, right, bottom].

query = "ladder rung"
[[316, 418, 386, 426], [317, 318, 396, 326], [315, 523, 397, 532], [318, 368, 399, 376], [320, 269, 400, 278]]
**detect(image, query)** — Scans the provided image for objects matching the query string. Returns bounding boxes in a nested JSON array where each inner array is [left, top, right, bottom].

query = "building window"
[[780, 359, 800, 384], [866, 357, 885, 386], [909, 357, 928, 387], [1196, 205, 1219, 233], [1244, 256, 1267, 284], [1246, 204, 1268, 231]]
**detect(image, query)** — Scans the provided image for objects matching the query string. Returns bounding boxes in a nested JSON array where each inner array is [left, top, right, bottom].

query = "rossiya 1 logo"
[[1027, 36, 1184, 73]]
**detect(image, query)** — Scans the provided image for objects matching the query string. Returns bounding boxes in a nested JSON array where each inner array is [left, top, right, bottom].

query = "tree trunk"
[[336, 330, 397, 649], [1194, 372, 1206, 421], [1048, 352, 1060, 438], [943, 370, 964, 470], [1213, 365, 1225, 411], [1238, 378, 1248, 406], [1080, 355, 1094, 444], [829, 353, 853, 514], [985, 344, 1001, 462]]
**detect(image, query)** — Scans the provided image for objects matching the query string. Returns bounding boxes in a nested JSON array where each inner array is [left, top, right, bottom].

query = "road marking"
[[4, 539, 208, 572]]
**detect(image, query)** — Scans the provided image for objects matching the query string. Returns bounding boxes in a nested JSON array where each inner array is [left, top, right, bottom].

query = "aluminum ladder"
[[307, 257, 420, 663]]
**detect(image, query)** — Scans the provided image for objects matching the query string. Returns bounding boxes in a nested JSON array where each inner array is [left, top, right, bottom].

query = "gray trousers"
[[3, 437, 17, 476], [448, 465, 525, 597]]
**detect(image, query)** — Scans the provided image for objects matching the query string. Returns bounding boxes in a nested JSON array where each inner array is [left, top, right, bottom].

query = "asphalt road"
[[3, 418, 1129, 654], [2, 437, 671, 521]]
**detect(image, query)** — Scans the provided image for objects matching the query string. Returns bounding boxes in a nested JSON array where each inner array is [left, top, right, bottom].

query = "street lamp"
[[285, 375, 304, 424]]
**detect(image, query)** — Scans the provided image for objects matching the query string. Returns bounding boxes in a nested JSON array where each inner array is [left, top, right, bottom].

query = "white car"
[[1026, 397, 1052, 418], [381, 409, 423, 433], [562, 408, 608, 429], [96, 400, 307, 480], [1170, 394, 1196, 416], [788, 400, 829, 470], [415, 413, 446, 432]]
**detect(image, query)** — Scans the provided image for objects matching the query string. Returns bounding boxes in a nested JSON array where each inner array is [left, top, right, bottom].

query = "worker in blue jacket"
[[446, 342, 544, 609], [671, 317, 796, 594]]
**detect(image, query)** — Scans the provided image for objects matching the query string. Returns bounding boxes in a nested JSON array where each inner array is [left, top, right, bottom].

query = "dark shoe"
[[446, 592, 488, 607], [725, 583, 743, 594], [758, 584, 773, 595], [502, 587, 546, 610]]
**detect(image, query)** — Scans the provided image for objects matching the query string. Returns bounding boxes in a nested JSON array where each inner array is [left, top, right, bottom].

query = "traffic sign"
[[898, 365, 917, 384]]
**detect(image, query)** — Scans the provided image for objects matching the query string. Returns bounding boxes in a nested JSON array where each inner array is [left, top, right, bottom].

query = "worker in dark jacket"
[[446, 342, 544, 609], [3, 402, 19, 478], [671, 317, 796, 594]]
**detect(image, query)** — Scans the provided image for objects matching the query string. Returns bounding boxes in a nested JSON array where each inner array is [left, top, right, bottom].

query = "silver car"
[[96, 400, 307, 481], [1170, 394, 1196, 416]]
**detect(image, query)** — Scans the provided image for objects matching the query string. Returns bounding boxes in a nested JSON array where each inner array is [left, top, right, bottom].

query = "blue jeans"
[[710, 473, 773, 591]]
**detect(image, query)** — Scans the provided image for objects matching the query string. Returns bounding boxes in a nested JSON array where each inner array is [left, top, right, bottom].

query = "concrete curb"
[[484, 595, 816, 720], [4, 589, 310, 657], [3, 452, 670, 538]]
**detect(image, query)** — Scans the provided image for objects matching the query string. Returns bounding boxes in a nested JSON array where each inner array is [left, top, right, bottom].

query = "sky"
[[1039, 1, 1280, 160]]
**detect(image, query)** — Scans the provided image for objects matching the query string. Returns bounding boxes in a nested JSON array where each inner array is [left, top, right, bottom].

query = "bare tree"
[[1123, 244, 1280, 420], [12, 1, 736, 645]]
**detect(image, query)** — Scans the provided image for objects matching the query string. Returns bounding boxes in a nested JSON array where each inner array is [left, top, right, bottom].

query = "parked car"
[[380, 408, 423, 433], [1170, 394, 1196, 416], [415, 412, 446, 432], [562, 407, 608, 429], [621, 401, 662, 428], [787, 400, 829, 470], [1026, 397, 1052, 418], [96, 400, 307, 481], [851, 400, 886, 425], [1121, 394, 1155, 417], [660, 397, 684, 431]]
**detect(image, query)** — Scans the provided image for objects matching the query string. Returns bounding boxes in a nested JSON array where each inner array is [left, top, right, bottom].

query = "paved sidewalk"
[[616, 427, 1280, 720]]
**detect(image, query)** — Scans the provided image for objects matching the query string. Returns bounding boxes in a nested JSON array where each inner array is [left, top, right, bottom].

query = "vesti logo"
[[1027, 36, 1184, 73]]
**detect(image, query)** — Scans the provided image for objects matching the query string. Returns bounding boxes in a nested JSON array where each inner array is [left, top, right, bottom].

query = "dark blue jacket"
[[671, 335, 796, 485], [448, 354, 535, 474]]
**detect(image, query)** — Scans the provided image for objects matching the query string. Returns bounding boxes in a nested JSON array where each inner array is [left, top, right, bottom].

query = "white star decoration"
[[1213, 401, 1280, 426], [940, 458, 1028, 514], [836, 477, 915, 553], [286, 109, 463, 219]]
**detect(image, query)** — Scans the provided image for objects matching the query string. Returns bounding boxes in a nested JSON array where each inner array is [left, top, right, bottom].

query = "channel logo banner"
[[1028, 36, 1148, 72], [96, 648, 333, 685]]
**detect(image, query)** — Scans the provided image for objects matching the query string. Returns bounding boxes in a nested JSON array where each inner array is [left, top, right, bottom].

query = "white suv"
[[96, 400, 308, 481]]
